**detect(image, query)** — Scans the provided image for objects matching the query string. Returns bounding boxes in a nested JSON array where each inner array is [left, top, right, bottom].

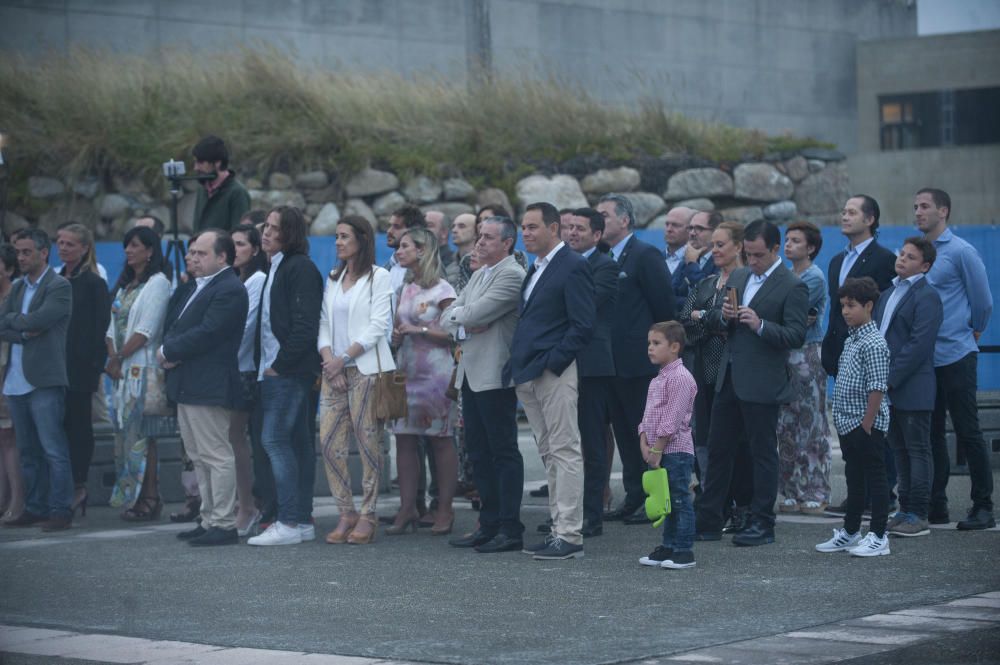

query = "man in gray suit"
[[443, 216, 527, 553], [695, 220, 808, 546], [0, 229, 74, 531]]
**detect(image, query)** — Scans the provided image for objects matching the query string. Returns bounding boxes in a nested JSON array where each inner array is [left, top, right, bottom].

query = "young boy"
[[876, 237, 943, 537], [638, 321, 698, 569], [817, 277, 892, 557]]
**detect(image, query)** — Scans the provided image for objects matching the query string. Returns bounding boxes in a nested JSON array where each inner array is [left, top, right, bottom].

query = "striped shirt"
[[638, 358, 697, 455], [832, 320, 890, 435]]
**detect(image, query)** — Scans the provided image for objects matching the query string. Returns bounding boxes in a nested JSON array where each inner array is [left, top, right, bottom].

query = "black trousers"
[[578, 376, 611, 524], [930, 352, 993, 513], [462, 382, 524, 537], [696, 368, 779, 532], [608, 374, 653, 510], [841, 426, 889, 536], [64, 389, 95, 486]]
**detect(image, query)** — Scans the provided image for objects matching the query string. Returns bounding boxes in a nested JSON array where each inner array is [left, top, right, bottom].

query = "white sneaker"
[[849, 531, 890, 557], [298, 523, 316, 542], [247, 521, 302, 546], [815, 528, 862, 553]]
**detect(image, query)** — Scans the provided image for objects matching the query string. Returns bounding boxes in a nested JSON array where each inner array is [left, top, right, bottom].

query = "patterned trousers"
[[319, 367, 382, 516], [776, 343, 832, 504]]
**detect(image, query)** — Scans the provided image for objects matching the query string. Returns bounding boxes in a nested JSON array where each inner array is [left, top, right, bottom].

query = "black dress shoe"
[[824, 500, 848, 518], [928, 507, 951, 525], [623, 509, 652, 525], [475, 533, 524, 553], [189, 526, 238, 546], [529, 485, 549, 498], [581, 521, 603, 538], [722, 507, 751, 535], [604, 503, 642, 521], [177, 525, 207, 540], [449, 529, 494, 548], [2, 511, 47, 527], [732, 522, 775, 547], [956, 507, 996, 531]]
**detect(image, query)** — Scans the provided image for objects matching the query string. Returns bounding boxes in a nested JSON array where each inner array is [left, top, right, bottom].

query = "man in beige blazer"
[[441, 216, 527, 554]]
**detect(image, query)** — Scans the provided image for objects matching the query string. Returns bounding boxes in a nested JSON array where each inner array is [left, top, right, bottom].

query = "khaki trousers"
[[319, 368, 382, 516], [177, 404, 236, 530], [516, 362, 584, 545]]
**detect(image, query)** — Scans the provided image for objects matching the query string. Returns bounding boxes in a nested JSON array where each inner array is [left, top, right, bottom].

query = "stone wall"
[[8, 149, 854, 239]]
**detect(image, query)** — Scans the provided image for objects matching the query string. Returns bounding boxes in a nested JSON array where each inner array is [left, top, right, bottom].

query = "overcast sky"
[[918, 0, 1000, 34]]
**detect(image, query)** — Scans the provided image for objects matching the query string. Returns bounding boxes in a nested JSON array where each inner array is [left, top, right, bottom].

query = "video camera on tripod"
[[161, 159, 218, 279]]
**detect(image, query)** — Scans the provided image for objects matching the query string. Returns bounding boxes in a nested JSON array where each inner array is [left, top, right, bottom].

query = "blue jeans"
[[8, 387, 74, 518], [661, 452, 695, 553], [888, 408, 932, 518], [259, 375, 315, 525]]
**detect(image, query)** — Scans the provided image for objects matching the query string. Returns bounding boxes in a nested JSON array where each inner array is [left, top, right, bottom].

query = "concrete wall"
[[856, 29, 1000, 152], [0, 0, 916, 153]]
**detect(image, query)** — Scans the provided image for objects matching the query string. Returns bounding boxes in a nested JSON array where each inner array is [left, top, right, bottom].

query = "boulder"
[[420, 202, 475, 219], [624, 192, 667, 227], [646, 214, 669, 231], [762, 200, 798, 220], [295, 170, 329, 189], [345, 168, 399, 198], [476, 188, 513, 215], [250, 189, 306, 211], [28, 176, 65, 199], [807, 159, 825, 173], [580, 166, 641, 194], [245, 177, 264, 190], [310, 202, 341, 236], [343, 198, 377, 227], [664, 168, 733, 200], [71, 177, 100, 199], [39, 199, 98, 236], [783, 156, 809, 182], [800, 147, 846, 162], [372, 191, 406, 217], [305, 183, 338, 204], [144, 205, 171, 227], [3, 211, 31, 233], [794, 162, 850, 215], [733, 163, 794, 202], [268, 172, 293, 190], [673, 198, 715, 212], [442, 177, 476, 201], [514, 174, 587, 212], [97, 193, 132, 219], [803, 213, 841, 227], [177, 192, 198, 234], [305, 203, 324, 219], [719, 206, 765, 225], [112, 175, 149, 197], [403, 175, 442, 204]]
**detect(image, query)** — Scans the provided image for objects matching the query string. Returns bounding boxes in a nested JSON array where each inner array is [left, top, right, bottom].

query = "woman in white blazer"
[[318, 216, 395, 545]]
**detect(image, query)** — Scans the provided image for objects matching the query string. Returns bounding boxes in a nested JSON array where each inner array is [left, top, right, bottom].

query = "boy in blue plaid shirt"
[[817, 277, 892, 557]]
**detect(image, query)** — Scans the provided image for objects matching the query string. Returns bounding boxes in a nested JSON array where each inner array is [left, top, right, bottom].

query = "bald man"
[[447, 213, 477, 290], [663, 206, 697, 299]]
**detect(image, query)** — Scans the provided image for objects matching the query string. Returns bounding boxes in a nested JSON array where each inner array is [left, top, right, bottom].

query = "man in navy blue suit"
[[874, 236, 942, 537], [596, 194, 676, 524], [506, 202, 595, 560], [159, 230, 249, 547]]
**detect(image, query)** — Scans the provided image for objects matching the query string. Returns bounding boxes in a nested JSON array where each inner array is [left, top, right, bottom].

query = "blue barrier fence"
[[87, 223, 999, 389]]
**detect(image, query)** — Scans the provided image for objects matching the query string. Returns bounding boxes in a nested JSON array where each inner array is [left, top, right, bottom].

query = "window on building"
[[879, 87, 1000, 150]]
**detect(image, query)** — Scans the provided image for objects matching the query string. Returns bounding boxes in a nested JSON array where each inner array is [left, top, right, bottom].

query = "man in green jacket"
[[192, 135, 251, 233]]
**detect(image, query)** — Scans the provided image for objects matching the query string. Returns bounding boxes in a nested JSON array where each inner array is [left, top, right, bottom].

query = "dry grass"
[[0, 47, 829, 199]]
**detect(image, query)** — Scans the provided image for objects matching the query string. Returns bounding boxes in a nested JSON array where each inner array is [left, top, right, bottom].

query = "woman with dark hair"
[[229, 223, 268, 535], [0, 244, 23, 523], [57, 223, 111, 516], [105, 226, 172, 521], [388, 227, 458, 536]]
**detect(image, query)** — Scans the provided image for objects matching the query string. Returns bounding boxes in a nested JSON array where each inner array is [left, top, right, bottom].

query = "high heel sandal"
[[325, 513, 359, 544], [347, 516, 377, 544], [72, 486, 88, 517], [385, 515, 419, 536], [121, 496, 162, 522], [430, 513, 455, 536]]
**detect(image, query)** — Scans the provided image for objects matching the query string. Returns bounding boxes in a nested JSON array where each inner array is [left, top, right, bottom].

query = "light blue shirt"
[[878, 273, 924, 337], [925, 228, 993, 367], [258, 252, 284, 380], [838, 236, 874, 286], [796, 263, 828, 345], [581, 246, 597, 259], [610, 233, 633, 263], [665, 245, 685, 275], [3, 268, 50, 396], [743, 258, 782, 336]]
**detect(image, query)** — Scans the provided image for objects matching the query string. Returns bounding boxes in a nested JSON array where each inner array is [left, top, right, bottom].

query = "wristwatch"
[[340, 354, 351, 365], [698, 309, 707, 320], [421, 326, 428, 335]]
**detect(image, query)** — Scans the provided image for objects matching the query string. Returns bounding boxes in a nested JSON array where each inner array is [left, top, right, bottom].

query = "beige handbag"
[[374, 344, 407, 421]]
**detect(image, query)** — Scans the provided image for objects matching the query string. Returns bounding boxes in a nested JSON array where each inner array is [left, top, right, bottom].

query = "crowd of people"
[[0, 135, 993, 567]]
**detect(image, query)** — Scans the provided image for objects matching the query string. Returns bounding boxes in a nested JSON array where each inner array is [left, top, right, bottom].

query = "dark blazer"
[[704, 264, 808, 404], [162, 267, 248, 408], [60, 267, 111, 393], [821, 239, 896, 376], [874, 277, 943, 411], [254, 252, 323, 380], [576, 250, 617, 378], [504, 245, 595, 386], [0, 269, 72, 389], [611, 235, 677, 378]]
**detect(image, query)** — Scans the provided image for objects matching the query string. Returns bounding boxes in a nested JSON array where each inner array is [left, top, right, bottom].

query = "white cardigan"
[[106, 272, 171, 370], [318, 265, 395, 376]]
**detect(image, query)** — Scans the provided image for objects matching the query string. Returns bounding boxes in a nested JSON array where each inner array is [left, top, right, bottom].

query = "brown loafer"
[[40, 515, 72, 532]]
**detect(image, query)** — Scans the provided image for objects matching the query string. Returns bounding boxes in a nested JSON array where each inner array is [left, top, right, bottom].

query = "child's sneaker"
[[815, 528, 862, 553], [639, 545, 673, 567], [661, 551, 696, 569], [849, 531, 891, 557]]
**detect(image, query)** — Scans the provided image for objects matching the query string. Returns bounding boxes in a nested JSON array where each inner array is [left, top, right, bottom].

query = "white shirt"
[[3, 268, 49, 396], [178, 265, 226, 318], [581, 247, 597, 259], [839, 236, 875, 286], [330, 281, 357, 365], [665, 245, 685, 274], [610, 234, 632, 263], [258, 252, 284, 380], [879, 273, 924, 337], [743, 257, 782, 337], [524, 241, 564, 302], [238, 271, 266, 373]]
